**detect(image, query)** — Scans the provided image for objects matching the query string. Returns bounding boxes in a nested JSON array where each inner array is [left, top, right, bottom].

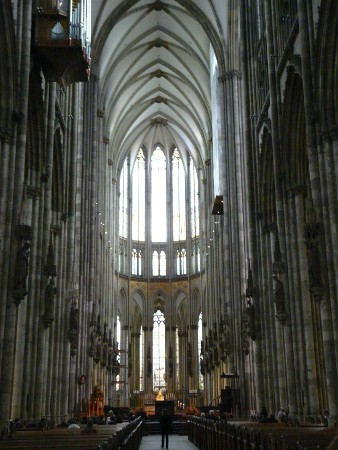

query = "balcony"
[[33, 4, 90, 88]]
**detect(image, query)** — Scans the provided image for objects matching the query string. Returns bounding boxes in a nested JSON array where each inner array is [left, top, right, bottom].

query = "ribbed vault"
[[91, 0, 228, 170]]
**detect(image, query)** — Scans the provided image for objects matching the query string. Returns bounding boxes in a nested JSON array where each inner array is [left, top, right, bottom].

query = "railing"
[[36, 0, 91, 58], [110, 417, 143, 450]]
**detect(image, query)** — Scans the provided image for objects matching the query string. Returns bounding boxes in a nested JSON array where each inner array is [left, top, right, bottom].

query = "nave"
[[0, 0, 337, 432], [140, 434, 198, 450]]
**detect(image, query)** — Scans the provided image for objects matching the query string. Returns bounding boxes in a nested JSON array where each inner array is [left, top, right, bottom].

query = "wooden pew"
[[187, 416, 336, 450], [0, 417, 143, 450]]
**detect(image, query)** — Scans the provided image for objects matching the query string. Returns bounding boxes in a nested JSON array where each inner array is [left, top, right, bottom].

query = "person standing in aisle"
[[160, 409, 171, 449]]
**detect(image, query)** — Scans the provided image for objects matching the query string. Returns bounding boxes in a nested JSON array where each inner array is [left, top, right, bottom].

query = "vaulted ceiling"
[[91, 0, 228, 169]]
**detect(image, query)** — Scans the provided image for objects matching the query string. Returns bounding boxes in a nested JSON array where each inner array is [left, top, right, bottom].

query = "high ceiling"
[[90, 0, 227, 169]]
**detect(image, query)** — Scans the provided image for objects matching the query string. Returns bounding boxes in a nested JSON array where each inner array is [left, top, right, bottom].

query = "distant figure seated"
[[257, 406, 268, 422], [81, 419, 97, 433], [208, 410, 218, 421], [277, 407, 287, 424]]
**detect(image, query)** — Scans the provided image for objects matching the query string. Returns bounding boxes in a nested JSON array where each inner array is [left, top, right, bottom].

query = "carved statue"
[[200, 356, 205, 375], [273, 275, 286, 315], [223, 330, 232, 355], [68, 303, 79, 356], [14, 242, 30, 291], [245, 300, 256, 340], [241, 320, 250, 355], [307, 241, 323, 289], [70, 303, 79, 332], [81, 397, 88, 412], [44, 277, 57, 319]]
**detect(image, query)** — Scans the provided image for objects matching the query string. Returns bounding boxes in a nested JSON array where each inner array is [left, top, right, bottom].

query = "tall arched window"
[[132, 149, 145, 241], [151, 147, 167, 243], [119, 158, 128, 274], [190, 157, 199, 238], [172, 148, 186, 241], [132, 248, 142, 276], [119, 159, 128, 239], [176, 248, 187, 275], [118, 144, 200, 278], [153, 310, 166, 391]]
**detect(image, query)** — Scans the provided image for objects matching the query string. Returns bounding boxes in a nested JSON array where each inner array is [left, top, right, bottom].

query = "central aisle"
[[139, 434, 199, 449]]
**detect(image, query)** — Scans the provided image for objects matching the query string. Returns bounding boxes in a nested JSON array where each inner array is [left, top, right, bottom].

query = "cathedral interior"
[[0, 0, 337, 429]]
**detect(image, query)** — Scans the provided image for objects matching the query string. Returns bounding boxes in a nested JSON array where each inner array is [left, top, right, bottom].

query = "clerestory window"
[[118, 145, 201, 278]]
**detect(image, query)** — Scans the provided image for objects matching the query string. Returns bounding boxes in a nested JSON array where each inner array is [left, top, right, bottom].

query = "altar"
[[155, 400, 175, 416]]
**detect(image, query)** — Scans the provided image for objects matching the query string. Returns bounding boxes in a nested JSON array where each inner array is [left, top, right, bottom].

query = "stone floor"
[[139, 434, 199, 449]]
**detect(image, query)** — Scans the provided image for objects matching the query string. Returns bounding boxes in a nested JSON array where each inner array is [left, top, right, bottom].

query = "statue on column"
[[13, 242, 31, 304], [245, 299, 256, 340], [304, 222, 323, 300], [44, 277, 57, 327], [70, 303, 79, 332], [68, 302, 79, 356], [273, 274, 287, 318]]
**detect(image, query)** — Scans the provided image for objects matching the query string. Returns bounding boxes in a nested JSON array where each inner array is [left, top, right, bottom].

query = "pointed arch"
[[258, 126, 276, 226], [316, 0, 338, 130], [0, 0, 17, 138], [281, 68, 308, 190]]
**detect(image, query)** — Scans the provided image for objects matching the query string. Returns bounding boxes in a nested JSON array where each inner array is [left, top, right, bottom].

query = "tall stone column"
[[177, 330, 188, 407], [296, 0, 338, 420], [189, 324, 199, 389], [0, 0, 33, 425], [143, 327, 153, 398], [32, 81, 57, 418], [130, 332, 140, 392]]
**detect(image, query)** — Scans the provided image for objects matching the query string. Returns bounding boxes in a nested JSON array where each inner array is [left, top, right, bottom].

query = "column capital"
[[219, 70, 242, 82]]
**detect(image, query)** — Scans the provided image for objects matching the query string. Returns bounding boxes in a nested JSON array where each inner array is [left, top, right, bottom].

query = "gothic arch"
[[130, 289, 145, 313], [25, 68, 45, 180], [316, 0, 338, 130], [280, 68, 308, 191], [52, 128, 64, 214], [258, 127, 276, 226], [174, 289, 188, 312], [118, 287, 128, 324], [0, 0, 17, 138], [153, 292, 166, 313], [191, 287, 201, 323], [177, 296, 188, 331], [130, 301, 142, 332]]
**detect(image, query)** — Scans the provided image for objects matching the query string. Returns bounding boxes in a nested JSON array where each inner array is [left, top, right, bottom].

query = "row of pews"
[[187, 416, 337, 450], [0, 417, 143, 450]]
